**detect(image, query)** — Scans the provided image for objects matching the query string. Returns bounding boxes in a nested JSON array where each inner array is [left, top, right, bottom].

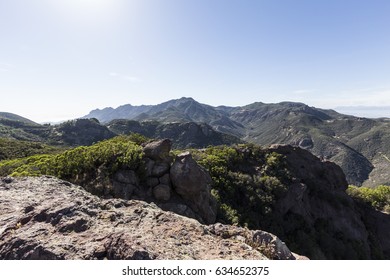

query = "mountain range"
[[84, 97, 390, 187], [1, 99, 390, 259], [1, 97, 389, 187]]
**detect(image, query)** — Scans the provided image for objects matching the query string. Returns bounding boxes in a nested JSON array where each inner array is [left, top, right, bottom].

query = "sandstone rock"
[[170, 152, 217, 224], [153, 184, 171, 201], [0, 177, 299, 260], [143, 139, 172, 160]]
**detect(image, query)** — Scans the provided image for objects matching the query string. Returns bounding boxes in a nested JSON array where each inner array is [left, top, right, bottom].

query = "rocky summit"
[[0, 176, 305, 260]]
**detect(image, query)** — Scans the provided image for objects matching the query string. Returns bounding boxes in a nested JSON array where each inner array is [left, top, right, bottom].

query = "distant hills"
[[84, 97, 390, 187], [1, 97, 389, 187], [0, 110, 240, 154]]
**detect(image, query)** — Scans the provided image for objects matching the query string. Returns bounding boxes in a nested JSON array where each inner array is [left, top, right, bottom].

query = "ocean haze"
[[334, 106, 390, 119]]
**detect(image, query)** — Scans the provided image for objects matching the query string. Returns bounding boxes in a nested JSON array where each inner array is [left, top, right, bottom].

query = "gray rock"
[[143, 158, 155, 177], [0, 177, 299, 260], [145, 177, 159, 188], [209, 223, 297, 260], [153, 184, 171, 201], [170, 152, 217, 224], [112, 181, 136, 200], [143, 139, 172, 160], [2, 177, 13, 184], [113, 170, 139, 186], [151, 162, 170, 177], [159, 174, 171, 186], [251, 230, 295, 260]]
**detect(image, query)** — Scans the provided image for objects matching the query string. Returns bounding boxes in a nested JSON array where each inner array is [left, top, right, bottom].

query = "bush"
[[192, 144, 290, 229], [347, 185, 390, 213], [0, 138, 62, 160], [0, 135, 144, 183]]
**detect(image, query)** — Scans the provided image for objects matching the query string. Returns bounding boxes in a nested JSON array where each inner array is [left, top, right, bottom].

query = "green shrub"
[[192, 144, 290, 229], [0, 135, 144, 183], [347, 185, 390, 213], [0, 138, 62, 160]]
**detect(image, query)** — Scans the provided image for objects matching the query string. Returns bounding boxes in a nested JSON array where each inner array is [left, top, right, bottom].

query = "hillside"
[[107, 119, 241, 148], [0, 112, 240, 152], [0, 113, 113, 146], [84, 98, 390, 186], [0, 112, 50, 142], [1, 137, 389, 259]]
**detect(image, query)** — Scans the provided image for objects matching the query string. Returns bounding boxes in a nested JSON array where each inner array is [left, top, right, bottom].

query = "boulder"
[[143, 139, 172, 161], [153, 184, 171, 201], [112, 181, 136, 200], [151, 162, 170, 177], [208, 223, 300, 260], [170, 152, 217, 224], [0, 176, 301, 260], [113, 170, 139, 186], [159, 174, 171, 186], [145, 177, 159, 188]]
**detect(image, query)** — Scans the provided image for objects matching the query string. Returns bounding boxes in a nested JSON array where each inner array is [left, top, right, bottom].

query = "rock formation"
[[0, 176, 303, 260], [170, 152, 217, 224], [268, 144, 390, 259], [110, 139, 217, 224]]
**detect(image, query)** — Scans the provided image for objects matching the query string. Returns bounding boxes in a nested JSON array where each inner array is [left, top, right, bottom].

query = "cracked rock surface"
[[0, 176, 302, 260]]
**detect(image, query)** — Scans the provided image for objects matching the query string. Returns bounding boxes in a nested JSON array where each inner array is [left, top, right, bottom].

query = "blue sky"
[[0, 0, 389, 122]]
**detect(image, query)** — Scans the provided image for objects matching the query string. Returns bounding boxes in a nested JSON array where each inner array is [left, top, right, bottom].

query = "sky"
[[0, 0, 389, 122]]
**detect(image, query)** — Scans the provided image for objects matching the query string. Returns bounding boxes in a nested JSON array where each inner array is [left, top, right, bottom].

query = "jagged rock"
[[209, 223, 298, 260], [153, 184, 171, 201], [143, 139, 172, 160], [170, 152, 217, 224], [0, 177, 300, 260], [269, 144, 348, 191], [268, 144, 382, 259]]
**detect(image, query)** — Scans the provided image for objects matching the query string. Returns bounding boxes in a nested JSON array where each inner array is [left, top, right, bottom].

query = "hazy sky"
[[1, 0, 389, 122]]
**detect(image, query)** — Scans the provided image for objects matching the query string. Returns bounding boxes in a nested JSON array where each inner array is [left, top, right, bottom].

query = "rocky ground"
[[0, 176, 305, 260]]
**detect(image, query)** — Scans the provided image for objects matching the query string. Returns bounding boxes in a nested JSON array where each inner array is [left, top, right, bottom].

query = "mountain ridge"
[[1, 96, 389, 187], [83, 97, 390, 187]]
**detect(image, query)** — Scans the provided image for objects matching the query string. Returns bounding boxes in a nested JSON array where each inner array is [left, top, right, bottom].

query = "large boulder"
[[0, 176, 300, 260], [170, 152, 217, 224], [143, 139, 172, 161]]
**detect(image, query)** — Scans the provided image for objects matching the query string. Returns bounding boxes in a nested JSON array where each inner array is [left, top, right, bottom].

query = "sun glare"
[[50, 0, 125, 26]]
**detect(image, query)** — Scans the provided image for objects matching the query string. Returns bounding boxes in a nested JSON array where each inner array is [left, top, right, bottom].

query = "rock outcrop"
[[170, 152, 217, 224], [108, 139, 217, 224], [0, 176, 302, 260], [267, 144, 389, 259]]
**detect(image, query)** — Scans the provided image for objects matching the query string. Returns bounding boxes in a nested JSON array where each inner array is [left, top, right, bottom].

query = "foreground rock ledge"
[[0, 176, 305, 260]]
